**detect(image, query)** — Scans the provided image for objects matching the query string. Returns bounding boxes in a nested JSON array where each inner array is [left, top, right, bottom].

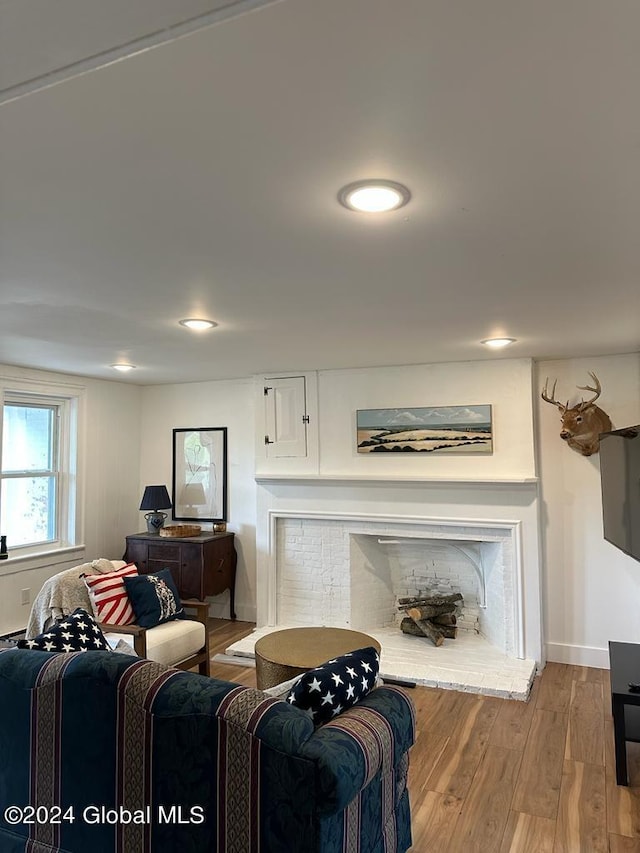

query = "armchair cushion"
[[17, 608, 110, 652], [105, 619, 205, 667], [123, 568, 184, 628], [83, 563, 138, 625]]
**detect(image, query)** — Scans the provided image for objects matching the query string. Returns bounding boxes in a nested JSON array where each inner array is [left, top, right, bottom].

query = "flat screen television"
[[599, 425, 640, 562]]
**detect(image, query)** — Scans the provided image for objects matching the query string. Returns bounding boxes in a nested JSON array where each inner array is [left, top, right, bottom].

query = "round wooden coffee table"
[[254, 627, 381, 690]]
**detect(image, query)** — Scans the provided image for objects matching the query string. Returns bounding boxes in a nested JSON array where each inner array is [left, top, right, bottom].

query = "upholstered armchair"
[[25, 559, 210, 676]]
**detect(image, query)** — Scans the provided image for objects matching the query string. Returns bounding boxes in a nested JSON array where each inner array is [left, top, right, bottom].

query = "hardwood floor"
[[207, 619, 640, 852]]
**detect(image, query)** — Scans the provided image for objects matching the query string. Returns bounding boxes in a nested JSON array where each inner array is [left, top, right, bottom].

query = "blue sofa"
[[0, 648, 415, 853]]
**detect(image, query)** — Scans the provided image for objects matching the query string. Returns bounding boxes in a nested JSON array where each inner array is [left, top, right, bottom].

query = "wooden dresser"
[[124, 531, 237, 619]]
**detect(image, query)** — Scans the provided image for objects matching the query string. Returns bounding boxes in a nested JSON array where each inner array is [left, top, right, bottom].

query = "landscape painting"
[[356, 405, 493, 454]]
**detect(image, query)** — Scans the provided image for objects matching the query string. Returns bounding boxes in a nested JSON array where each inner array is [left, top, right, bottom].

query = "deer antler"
[[541, 378, 566, 411], [576, 371, 602, 410]]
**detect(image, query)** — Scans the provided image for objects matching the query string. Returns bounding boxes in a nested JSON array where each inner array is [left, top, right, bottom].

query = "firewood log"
[[398, 602, 456, 620], [431, 613, 457, 626], [397, 592, 463, 607], [401, 617, 457, 641], [405, 609, 444, 646], [401, 617, 427, 637]]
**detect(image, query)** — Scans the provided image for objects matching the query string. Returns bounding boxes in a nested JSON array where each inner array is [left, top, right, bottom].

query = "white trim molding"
[[546, 642, 610, 670]]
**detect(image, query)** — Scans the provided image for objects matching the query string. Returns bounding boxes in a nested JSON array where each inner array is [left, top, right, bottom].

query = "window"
[[0, 390, 78, 555]]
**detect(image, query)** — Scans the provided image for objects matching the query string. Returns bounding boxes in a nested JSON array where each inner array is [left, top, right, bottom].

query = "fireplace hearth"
[[224, 623, 535, 699]]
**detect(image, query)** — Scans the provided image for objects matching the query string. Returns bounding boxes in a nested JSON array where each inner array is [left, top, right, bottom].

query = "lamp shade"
[[139, 485, 172, 511]]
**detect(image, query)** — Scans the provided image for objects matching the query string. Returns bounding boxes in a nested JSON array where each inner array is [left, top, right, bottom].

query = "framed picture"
[[172, 427, 227, 521], [356, 406, 493, 454]]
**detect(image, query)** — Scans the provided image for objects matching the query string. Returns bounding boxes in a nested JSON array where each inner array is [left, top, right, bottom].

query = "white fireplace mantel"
[[256, 476, 543, 665], [256, 474, 538, 485]]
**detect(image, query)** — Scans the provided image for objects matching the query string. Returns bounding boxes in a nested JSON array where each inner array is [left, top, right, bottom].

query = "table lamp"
[[139, 485, 172, 533]]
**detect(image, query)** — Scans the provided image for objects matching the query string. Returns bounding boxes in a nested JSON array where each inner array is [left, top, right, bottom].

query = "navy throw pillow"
[[18, 608, 109, 652], [286, 646, 380, 724], [123, 568, 184, 628]]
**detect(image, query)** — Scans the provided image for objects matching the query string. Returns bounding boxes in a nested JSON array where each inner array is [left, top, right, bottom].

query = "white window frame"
[[0, 375, 84, 565]]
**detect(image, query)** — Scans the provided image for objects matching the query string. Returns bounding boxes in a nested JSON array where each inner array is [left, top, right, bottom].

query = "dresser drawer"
[[149, 543, 179, 561], [147, 558, 179, 574]]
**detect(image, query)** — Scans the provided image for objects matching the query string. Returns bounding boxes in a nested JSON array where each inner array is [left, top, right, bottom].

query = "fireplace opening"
[[349, 535, 507, 653]]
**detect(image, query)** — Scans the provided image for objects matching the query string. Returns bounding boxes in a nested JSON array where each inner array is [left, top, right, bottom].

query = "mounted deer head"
[[541, 372, 612, 457]]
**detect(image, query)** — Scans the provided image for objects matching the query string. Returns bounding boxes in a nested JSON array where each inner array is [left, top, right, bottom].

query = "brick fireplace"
[[228, 477, 543, 698], [276, 515, 520, 657]]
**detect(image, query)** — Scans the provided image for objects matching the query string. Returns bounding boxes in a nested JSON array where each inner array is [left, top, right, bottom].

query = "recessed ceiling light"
[[481, 337, 517, 349], [111, 363, 136, 372], [179, 318, 218, 330], [338, 180, 411, 213]]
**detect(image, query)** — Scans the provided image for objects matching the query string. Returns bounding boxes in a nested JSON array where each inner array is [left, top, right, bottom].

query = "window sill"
[[0, 545, 86, 576]]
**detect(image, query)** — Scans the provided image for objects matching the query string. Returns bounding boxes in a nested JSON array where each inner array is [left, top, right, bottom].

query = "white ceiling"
[[0, 0, 638, 384]]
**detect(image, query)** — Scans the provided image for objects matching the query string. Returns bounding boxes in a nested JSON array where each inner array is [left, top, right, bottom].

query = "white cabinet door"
[[264, 376, 308, 457]]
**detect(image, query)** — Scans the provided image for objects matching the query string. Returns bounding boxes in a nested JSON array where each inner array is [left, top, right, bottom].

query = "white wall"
[[139, 378, 256, 622], [0, 364, 141, 634], [317, 359, 537, 479], [536, 353, 640, 667]]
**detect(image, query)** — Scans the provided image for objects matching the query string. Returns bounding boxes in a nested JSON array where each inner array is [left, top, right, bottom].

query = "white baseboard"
[[545, 642, 609, 669]]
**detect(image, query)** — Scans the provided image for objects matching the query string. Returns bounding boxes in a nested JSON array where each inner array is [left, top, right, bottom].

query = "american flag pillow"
[[286, 646, 380, 724], [83, 563, 138, 625], [18, 608, 110, 652]]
